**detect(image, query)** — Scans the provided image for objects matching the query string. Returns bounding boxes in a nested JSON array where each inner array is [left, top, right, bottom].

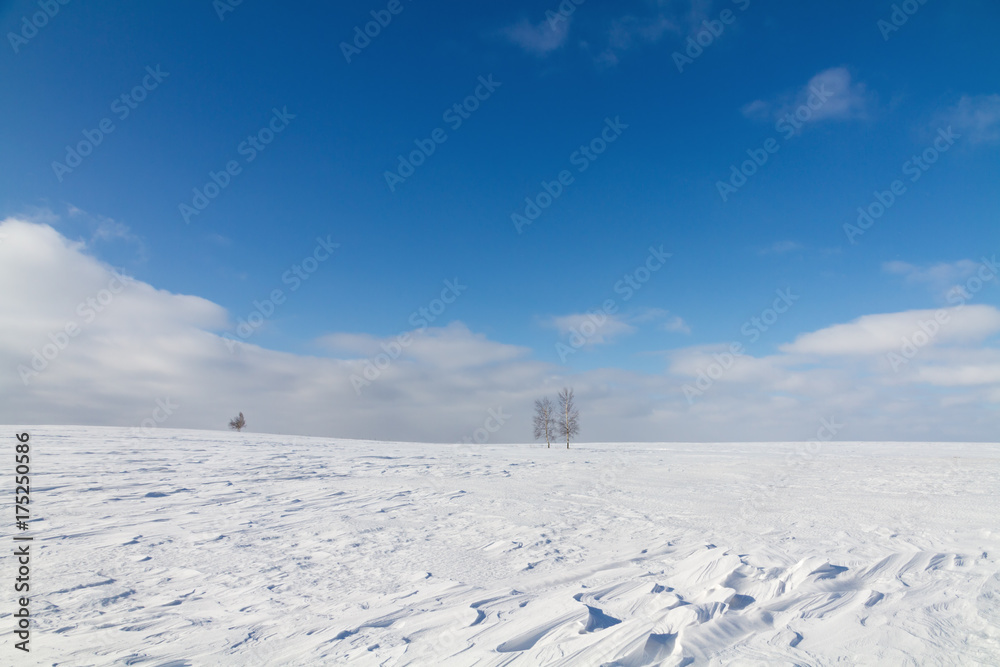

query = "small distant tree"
[[557, 387, 579, 449], [229, 412, 246, 432], [533, 397, 556, 448]]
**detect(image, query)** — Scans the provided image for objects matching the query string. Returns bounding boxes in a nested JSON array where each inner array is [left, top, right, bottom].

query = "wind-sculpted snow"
[[2, 427, 999, 665]]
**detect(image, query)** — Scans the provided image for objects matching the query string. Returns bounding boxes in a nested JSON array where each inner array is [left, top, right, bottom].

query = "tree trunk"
[[566, 403, 570, 448]]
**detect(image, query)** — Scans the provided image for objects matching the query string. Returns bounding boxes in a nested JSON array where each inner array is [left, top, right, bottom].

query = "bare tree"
[[229, 412, 246, 432], [533, 397, 556, 448], [557, 387, 579, 449]]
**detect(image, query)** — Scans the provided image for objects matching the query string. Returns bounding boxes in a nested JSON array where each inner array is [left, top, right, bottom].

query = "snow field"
[[2, 427, 998, 666]]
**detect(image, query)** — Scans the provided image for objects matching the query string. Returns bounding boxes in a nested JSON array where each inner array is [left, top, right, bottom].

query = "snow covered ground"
[[3, 426, 999, 666]]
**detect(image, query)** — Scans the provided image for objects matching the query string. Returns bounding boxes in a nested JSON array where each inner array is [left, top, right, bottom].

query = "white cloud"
[[802, 67, 872, 121], [547, 308, 690, 341], [884, 259, 980, 283], [90, 218, 134, 243], [502, 17, 569, 56], [547, 312, 636, 347], [780, 306, 1000, 356], [586, 1, 724, 67], [740, 99, 771, 121], [941, 94, 1000, 145], [507, 2, 719, 68], [743, 67, 873, 126], [600, 13, 676, 63], [883, 259, 990, 298], [378, 322, 528, 371], [3, 218, 1000, 443], [916, 363, 1000, 387], [627, 307, 669, 324], [661, 316, 691, 334]]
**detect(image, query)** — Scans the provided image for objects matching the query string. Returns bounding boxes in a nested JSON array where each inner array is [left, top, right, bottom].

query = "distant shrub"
[[229, 412, 246, 432]]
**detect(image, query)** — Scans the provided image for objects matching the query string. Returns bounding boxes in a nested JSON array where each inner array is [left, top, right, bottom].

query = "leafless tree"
[[533, 397, 556, 448], [557, 387, 579, 449], [229, 412, 246, 432]]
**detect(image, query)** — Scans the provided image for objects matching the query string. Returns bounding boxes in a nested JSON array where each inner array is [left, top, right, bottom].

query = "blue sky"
[[2, 0, 999, 442]]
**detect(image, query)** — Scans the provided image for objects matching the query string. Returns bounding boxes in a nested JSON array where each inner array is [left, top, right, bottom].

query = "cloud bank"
[[2, 218, 999, 442]]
